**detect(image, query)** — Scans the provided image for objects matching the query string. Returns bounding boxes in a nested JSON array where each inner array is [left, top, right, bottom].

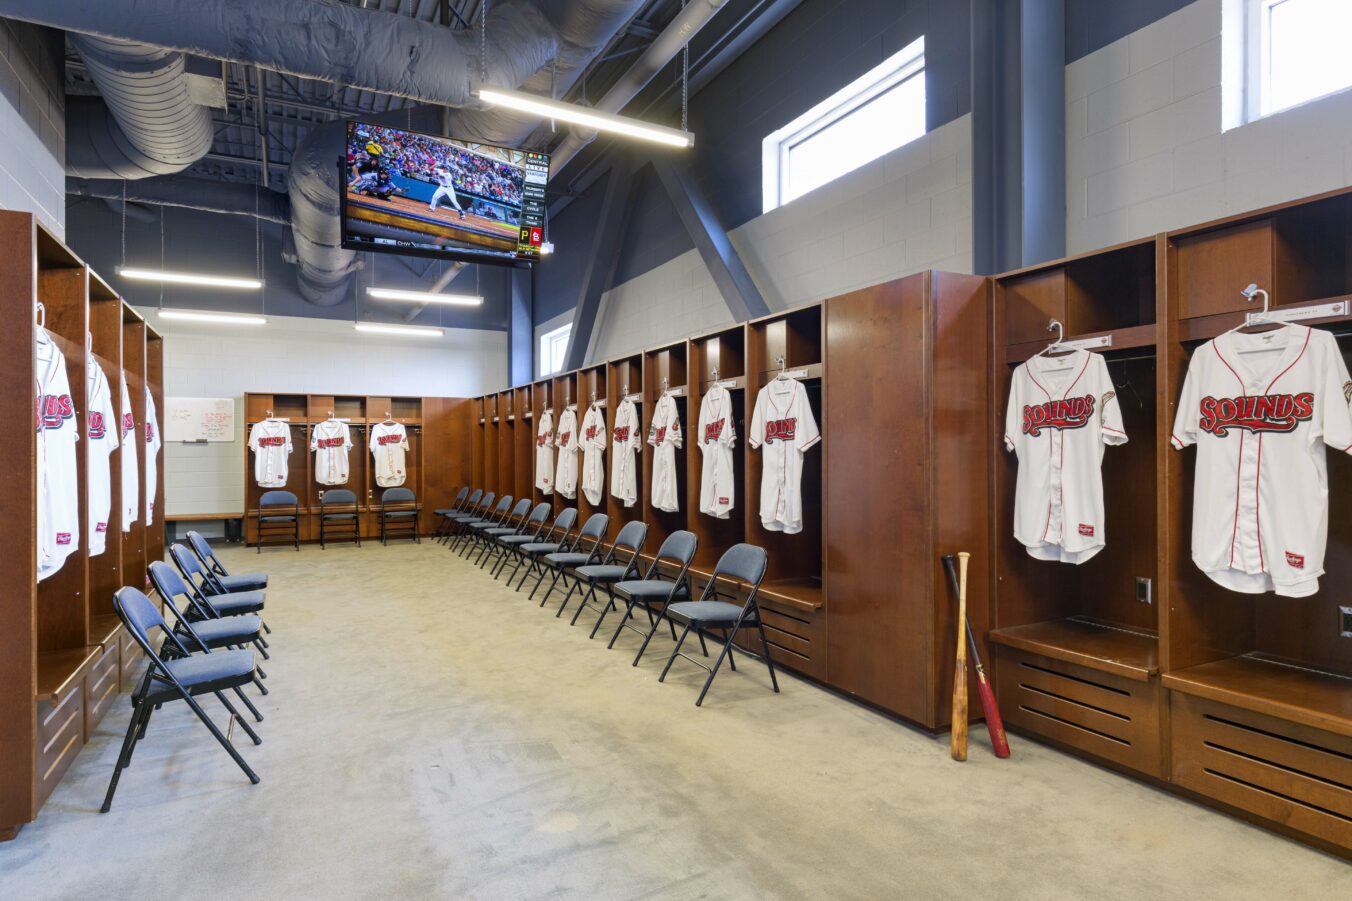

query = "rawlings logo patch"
[[1285, 551, 1305, 569], [1078, 523, 1095, 537]]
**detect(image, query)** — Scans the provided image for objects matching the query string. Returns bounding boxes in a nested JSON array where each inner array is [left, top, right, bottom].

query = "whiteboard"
[[166, 397, 237, 442]]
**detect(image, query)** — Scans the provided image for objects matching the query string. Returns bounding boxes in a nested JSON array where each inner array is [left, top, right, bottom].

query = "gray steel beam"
[[510, 268, 533, 386], [650, 155, 769, 321], [1021, 0, 1066, 267], [563, 158, 639, 371]]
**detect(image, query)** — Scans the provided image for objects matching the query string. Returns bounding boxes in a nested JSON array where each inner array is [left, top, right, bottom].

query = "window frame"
[[762, 36, 926, 213], [1236, 0, 1352, 124], [538, 323, 571, 378]]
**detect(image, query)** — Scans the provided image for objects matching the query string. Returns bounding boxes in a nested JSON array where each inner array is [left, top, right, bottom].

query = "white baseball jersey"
[[1005, 350, 1127, 563], [749, 378, 820, 534], [534, 409, 554, 495], [311, 419, 353, 485], [36, 329, 79, 581], [248, 419, 293, 487], [554, 407, 580, 499], [144, 387, 161, 525], [696, 383, 737, 519], [120, 377, 137, 532], [649, 393, 684, 513], [1172, 325, 1352, 597], [371, 421, 409, 487], [610, 399, 641, 508], [579, 403, 607, 505], [86, 355, 119, 556]]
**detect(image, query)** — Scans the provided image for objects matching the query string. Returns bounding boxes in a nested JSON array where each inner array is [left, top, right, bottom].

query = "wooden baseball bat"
[[943, 554, 1011, 759], [951, 551, 970, 761]]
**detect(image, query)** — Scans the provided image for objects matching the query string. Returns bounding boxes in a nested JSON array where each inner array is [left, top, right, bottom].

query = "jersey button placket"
[[1047, 430, 1064, 540], [1235, 384, 1263, 573]]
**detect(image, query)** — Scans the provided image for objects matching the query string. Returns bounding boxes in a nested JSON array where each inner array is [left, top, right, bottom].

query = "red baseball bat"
[[942, 554, 1010, 759]]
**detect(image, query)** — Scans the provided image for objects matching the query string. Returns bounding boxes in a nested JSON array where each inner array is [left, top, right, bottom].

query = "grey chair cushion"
[[543, 552, 592, 567], [382, 510, 417, 518], [203, 590, 265, 615], [573, 564, 629, 582], [147, 650, 257, 702], [323, 512, 357, 520], [484, 527, 519, 537], [219, 572, 267, 592], [520, 542, 563, 554], [259, 515, 297, 523], [665, 600, 752, 624], [615, 579, 682, 598], [183, 614, 262, 647], [498, 534, 538, 546]]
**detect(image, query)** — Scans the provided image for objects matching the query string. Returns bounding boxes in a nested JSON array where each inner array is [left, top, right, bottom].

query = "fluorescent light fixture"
[[354, 322, 444, 338], [477, 86, 694, 148], [117, 266, 264, 290], [157, 308, 267, 326], [366, 286, 483, 306]]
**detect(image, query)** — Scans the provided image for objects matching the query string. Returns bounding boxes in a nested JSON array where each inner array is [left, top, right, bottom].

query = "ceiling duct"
[[68, 176, 292, 224]]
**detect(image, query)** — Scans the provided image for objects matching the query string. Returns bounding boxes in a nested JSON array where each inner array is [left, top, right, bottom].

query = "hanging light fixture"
[[354, 322, 444, 338], [118, 267, 265, 290], [366, 286, 483, 305], [476, 86, 694, 148], [157, 309, 268, 325]]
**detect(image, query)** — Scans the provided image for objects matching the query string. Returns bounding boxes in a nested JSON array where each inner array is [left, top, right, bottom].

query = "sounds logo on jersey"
[[88, 410, 107, 439], [1022, 395, 1094, 436], [613, 425, 631, 444], [36, 393, 74, 431], [764, 417, 797, 442], [1199, 392, 1314, 436], [703, 418, 726, 443]]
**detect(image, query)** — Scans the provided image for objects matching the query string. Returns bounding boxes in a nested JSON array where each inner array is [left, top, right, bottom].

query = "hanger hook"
[[1047, 318, 1064, 344], [35, 301, 45, 329], [776, 354, 785, 372], [1241, 283, 1271, 317]]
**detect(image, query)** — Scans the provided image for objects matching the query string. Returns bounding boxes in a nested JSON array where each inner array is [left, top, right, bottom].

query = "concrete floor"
[[1, 541, 1348, 899]]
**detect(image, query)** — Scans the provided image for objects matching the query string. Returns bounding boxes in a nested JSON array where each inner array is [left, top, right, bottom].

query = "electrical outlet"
[[1340, 606, 1352, 638], [1136, 577, 1153, 605]]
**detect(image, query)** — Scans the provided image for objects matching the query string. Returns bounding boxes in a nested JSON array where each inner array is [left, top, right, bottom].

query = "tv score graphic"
[[517, 151, 550, 259]]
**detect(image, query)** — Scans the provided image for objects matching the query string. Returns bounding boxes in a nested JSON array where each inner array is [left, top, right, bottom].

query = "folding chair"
[[563, 521, 648, 635], [534, 512, 609, 607], [433, 487, 470, 542], [102, 587, 261, 813], [449, 492, 495, 553], [319, 489, 361, 548], [187, 530, 267, 592], [148, 560, 268, 708], [378, 487, 420, 544], [488, 501, 552, 580], [610, 530, 697, 664], [255, 489, 300, 552], [658, 543, 779, 707], [457, 494, 512, 557], [510, 507, 578, 592], [473, 498, 530, 567], [171, 544, 269, 630], [441, 488, 484, 545]]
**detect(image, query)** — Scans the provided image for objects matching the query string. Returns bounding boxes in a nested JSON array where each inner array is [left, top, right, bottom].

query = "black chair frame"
[[255, 490, 300, 553]]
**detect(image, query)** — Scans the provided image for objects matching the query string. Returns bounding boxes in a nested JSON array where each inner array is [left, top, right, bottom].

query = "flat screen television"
[[340, 120, 549, 266]]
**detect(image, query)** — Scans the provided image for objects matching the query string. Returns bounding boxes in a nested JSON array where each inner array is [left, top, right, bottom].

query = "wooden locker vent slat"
[[1019, 660, 1131, 697], [1020, 682, 1132, 723], [1204, 769, 1351, 825], [1204, 712, 1352, 763], [1018, 705, 1132, 747]]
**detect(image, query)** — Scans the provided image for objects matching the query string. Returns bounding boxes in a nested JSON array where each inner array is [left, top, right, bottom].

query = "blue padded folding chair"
[[171, 544, 269, 640], [488, 502, 552, 580], [534, 512, 609, 607], [658, 543, 780, 707], [562, 521, 648, 636], [474, 498, 531, 567], [148, 561, 268, 715], [610, 530, 698, 664], [187, 530, 267, 592], [449, 491, 496, 553], [457, 494, 513, 557], [256, 489, 300, 552], [102, 587, 261, 813], [443, 489, 486, 546], [319, 489, 361, 548], [379, 487, 420, 544], [511, 507, 578, 592], [433, 487, 470, 541]]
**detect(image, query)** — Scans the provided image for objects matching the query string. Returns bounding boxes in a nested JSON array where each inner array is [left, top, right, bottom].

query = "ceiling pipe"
[[69, 176, 293, 225], [546, 0, 729, 179]]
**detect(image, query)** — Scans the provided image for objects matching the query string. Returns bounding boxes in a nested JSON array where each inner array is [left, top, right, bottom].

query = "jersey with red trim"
[[610, 399, 640, 507], [36, 328, 79, 581], [370, 421, 409, 487], [649, 394, 684, 513], [1171, 325, 1352, 597], [579, 403, 607, 505], [554, 406, 580, 499], [696, 382, 737, 519], [249, 419, 293, 487], [1004, 349, 1127, 564], [311, 419, 352, 485], [144, 387, 161, 525], [749, 378, 819, 534], [534, 408, 554, 495], [120, 376, 137, 532], [87, 355, 119, 556]]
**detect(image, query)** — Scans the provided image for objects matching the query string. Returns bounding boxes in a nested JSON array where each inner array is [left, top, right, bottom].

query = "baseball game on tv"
[[341, 120, 549, 266]]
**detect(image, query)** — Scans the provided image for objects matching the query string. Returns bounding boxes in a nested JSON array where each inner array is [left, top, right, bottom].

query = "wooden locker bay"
[[0, 210, 164, 841]]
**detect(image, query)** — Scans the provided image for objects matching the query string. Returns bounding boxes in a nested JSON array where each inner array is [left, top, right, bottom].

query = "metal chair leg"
[[695, 625, 739, 707], [215, 691, 262, 744], [101, 698, 154, 812], [232, 685, 265, 723], [555, 577, 581, 618], [757, 621, 780, 693], [658, 621, 694, 683], [182, 692, 260, 783]]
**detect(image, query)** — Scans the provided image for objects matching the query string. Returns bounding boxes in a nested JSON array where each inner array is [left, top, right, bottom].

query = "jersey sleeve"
[[1098, 359, 1128, 446], [343, 423, 354, 451], [1171, 351, 1204, 449], [102, 388, 119, 451], [1320, 336, 1352, 453], [285, 426, 294, 454], [647, 406, 661, 447], [1004, 374, 1021, 454], [248, 422, 261, 453], [309, 430, 319, 452], [669, 406, 683, 449], [399, 425, 409, 451], [748, 391, 766, 449], [795, 389, 821, 452]]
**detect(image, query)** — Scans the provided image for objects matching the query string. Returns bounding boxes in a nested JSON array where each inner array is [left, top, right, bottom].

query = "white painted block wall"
[[0, 23, 66, 238], [147, 310, 507, 525], [586, 114, 974, 362], [1067, 0, 1352, 254]]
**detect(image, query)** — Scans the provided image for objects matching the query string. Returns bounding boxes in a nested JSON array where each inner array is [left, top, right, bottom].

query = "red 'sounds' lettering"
[[89, 411, 106, 439], [613, 426, 631, 443], [764, 418, 797, 442], [316, 437, 345, 449], [257, 436, 286, 447], [537, 432, 550, 447], [145, 422, 154, 442], [557, 431, 572, 447], [1022, 395, 1095, 436], [36, 393, 74, 430], [1285, 551, 1305, 569], [96, 522, 108, 532], [585, 424, 599, 442], [653, 426, 667, 443], [1078, 523, 1095, 537], [377, 434, 402, 446], [1199, 392, 1314, 437], [122, 412, 135, 436], [703, 418, 725, 443]]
